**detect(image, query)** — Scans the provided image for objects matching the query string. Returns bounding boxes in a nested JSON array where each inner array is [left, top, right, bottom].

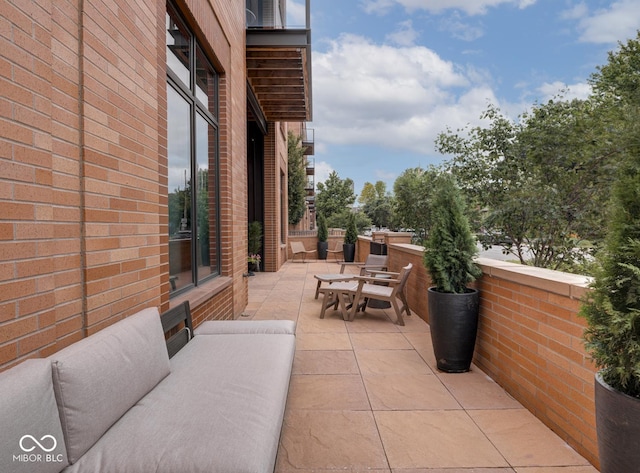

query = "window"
[[166, 4, 220, 294]]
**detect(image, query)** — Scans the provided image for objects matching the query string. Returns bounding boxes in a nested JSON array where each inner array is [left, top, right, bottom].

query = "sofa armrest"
[[195, 320, 296, 336]]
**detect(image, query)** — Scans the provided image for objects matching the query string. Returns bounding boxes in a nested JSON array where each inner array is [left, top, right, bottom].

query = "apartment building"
[[0, 0, 313, 370]]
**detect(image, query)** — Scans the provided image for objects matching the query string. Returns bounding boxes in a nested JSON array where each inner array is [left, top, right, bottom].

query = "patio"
[[245, 260, 599, 473]]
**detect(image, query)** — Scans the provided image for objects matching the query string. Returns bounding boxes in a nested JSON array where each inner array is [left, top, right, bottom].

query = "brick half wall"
[[381, 243, 598, 468]]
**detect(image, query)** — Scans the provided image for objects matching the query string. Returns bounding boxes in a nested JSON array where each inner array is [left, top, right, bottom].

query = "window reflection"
[[196, 47, 216, 116], [166, 9, 190, 87], [166, 3, 220, 295], [167, 85, 192, 292], [196, 113, 213, 281]]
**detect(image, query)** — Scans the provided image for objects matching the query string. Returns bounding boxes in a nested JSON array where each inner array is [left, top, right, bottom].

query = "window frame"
[[166, 2, 221, 296]]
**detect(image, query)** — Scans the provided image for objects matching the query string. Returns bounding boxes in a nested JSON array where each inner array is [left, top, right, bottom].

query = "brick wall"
[[0, 0, 251, 371], [1, 0, 85, 367], [263, 123, 289, 271], [384, 241, 598, 467], [474, 259, 597, 467]]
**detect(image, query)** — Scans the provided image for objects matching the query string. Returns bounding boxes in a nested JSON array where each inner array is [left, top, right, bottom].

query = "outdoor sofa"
[[0, 302, 296, 473]]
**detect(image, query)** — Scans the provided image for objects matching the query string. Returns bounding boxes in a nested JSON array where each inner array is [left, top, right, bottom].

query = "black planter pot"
[[595, 372, 640, 472], [343, 243, 355, 263], [427, 287, 479, 373], [317, 241, 328, 260]]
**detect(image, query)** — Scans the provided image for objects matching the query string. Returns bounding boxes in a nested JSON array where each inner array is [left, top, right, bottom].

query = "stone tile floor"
[[244, 261, 599, 473]]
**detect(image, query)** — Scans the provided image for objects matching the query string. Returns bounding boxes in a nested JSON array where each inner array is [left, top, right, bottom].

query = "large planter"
[[317, 241, 328, 260], [343, 243, 355, 263], [427, 287, 479, 373], [595, 372, 640, 472]]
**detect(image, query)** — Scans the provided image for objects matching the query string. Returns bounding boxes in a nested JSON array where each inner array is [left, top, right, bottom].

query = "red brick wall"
[[474, 260, 597, 467], [386, 241, 598, 467], [81, 0, 163, 334], [0, 0, 250, 371], [263, 123, 289, 271], [1, 0, 85, 367]]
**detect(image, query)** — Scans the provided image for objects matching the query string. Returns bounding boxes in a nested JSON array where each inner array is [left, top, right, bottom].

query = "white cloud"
[[314, 161, 334, 187], [361, 0, 538, 16], [439, 12, 485, 41], [567, 0, 640, 44], [536, 81, 592, 102], [560, 2, 588, 21], [360, 0, 395, 15], [312, 34, 499, 155], [386, 20, 419, 46]]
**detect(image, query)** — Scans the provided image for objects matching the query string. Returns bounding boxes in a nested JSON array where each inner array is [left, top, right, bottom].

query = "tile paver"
[[247, 261, 599, 472]]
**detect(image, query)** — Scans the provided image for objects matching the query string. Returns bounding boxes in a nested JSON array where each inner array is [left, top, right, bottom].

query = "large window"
[[166, 4, 220, 294]]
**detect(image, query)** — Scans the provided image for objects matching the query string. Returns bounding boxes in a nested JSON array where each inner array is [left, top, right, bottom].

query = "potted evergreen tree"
[[317, 213, 329, 260], [423, 175, 482, 373], [343, 212, 358, 263], [580, 159, 640, 473]]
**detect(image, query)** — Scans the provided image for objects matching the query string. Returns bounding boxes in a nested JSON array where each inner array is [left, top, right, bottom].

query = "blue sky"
[[292, 0, 640, 199]]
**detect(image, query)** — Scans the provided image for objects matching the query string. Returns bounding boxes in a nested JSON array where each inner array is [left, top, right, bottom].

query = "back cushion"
[[51, 307, 170, 464], [0, 359, 69, 473]]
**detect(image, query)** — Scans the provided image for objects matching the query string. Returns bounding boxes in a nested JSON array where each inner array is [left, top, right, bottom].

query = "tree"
[[358, 181, 386, 206], [327, 209, 371, 234], [359, 181, 394, 229], [581, 34, 640, 395], [287, 131, 307, 225], [423, 174, 481, 294], [315, 171, 356, 219], [437, 99, 617, 271], [393, 166, 441, 242], [589, 31, 640, 179], [581, 155, 640, 396]]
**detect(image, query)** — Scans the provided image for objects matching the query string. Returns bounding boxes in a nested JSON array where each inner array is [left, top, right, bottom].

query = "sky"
[[289, 0, 640, 199]]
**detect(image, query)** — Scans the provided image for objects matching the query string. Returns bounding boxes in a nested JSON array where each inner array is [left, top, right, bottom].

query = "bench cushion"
[[0, 359, 69, 473], [195, 319, 296, 335], [64, 332, 295, 473], [51, 308, 170, 464]]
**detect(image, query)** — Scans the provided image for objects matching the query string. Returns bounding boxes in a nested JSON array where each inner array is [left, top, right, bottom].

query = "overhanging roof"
[[246, 28, 312, 122]]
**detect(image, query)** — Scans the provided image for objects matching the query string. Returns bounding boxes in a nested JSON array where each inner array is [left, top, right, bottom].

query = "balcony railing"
[[302, 127, 314, 155]]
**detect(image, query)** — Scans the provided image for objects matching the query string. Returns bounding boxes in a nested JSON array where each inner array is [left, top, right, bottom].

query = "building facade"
[[0, 0, 312, 371]]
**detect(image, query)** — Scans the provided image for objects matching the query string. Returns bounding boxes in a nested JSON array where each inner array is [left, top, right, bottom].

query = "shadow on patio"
[[246, 260, 598, 472]]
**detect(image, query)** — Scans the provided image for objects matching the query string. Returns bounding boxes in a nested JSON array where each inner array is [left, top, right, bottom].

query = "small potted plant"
[[423, 175, 482, 373], [580, 160, 640, 472], [247, 253, 261, 275], [317, 213, 329, 260], [343, 212, 358, 263], [248, 221, 262, 273]]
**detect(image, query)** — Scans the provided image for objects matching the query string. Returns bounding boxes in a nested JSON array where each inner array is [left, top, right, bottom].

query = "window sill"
[[169, 276, 233, 311]]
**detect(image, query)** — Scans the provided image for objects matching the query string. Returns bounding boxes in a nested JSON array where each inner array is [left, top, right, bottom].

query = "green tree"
[[315, 171, 356, 219], [582, 156, 640, 396], [358, 181, 387, 206], [581, 33, 640, 395], [327, 209, 371, 234], [344, 212, 358, 244], [287, 131, 307, 225], [589, 31, 640, 176], [423, 175, 482, 294], [316, 212, 328, 242], [438, 99, 617, 271], [393, 166, 441, 242], [359, 181, 394, 229]]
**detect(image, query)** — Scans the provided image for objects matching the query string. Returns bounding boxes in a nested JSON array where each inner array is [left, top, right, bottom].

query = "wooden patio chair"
[[347, 263, 413, 326], [339, 254, 388, 275], [290, 241, 316, 262], [326, 241, 343, 261]]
